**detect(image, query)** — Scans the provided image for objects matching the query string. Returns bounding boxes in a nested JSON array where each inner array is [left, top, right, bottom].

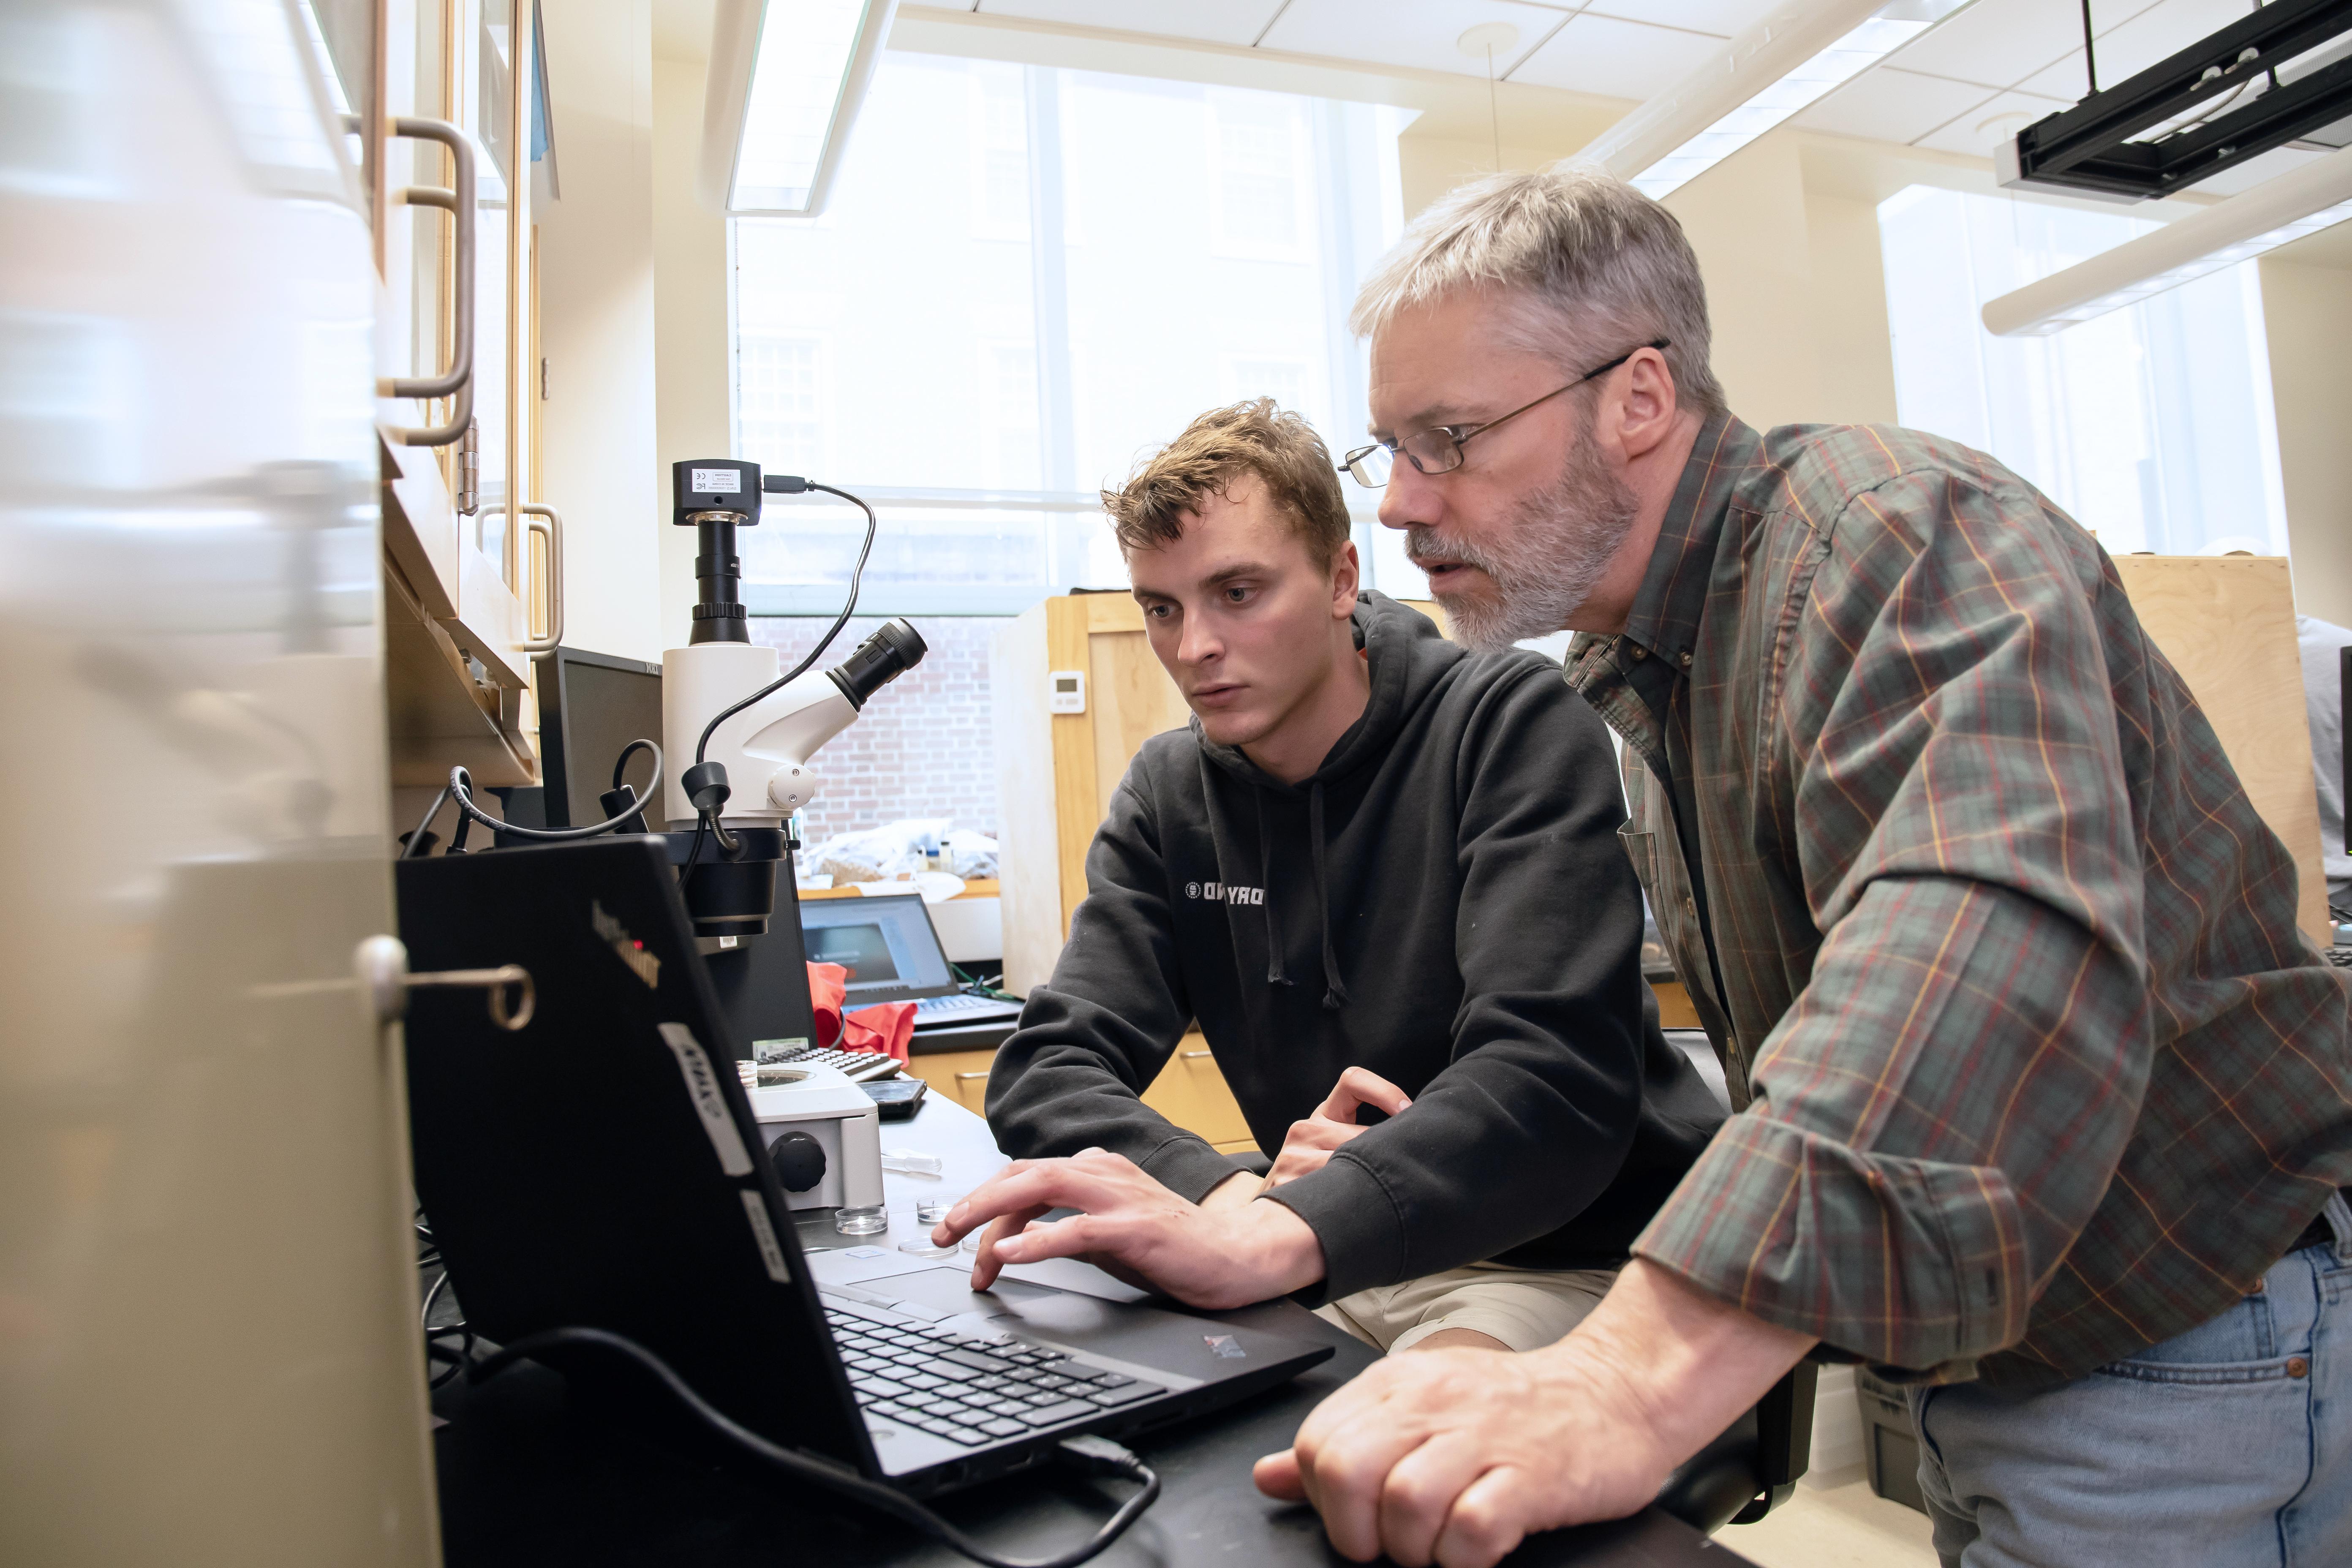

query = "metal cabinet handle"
[[382, 116, 476, 447], [1181, 1050, 1211, 1059], [953, 1071, 991, 1082], [516, 502, 564, 652], [355, 934, 534, 1031]]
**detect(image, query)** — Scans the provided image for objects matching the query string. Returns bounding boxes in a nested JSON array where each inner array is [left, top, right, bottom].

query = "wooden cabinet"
[[991, 594, 1194, 997], [1140, 1037, 1257, 1153], [2111, 555, 2329, 948], [906, 1033, 1256, 1154]]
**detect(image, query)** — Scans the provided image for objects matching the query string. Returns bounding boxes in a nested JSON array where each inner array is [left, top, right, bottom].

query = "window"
[[738, 332, 826, 478], [729, 53, 1409, 849], [1210, 90, 1306, 256], [1877, 185, 2288, 556]]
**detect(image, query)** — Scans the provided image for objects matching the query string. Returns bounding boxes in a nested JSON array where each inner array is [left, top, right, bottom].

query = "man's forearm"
[[1551, 1258, 1817, 1464]]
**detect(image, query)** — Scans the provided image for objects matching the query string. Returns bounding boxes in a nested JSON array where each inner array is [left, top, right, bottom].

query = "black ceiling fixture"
[[2001, 0, 2352, 201]]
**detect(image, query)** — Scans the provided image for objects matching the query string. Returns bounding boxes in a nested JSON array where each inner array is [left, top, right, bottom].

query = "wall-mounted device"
[[1047, 669, 1086, 714]]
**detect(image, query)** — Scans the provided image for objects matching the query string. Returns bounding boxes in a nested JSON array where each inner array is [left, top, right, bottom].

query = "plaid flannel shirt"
[[1565, 414, 2352, 1386]]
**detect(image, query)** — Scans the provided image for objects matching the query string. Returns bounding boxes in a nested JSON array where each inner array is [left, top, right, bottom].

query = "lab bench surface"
[[427, 1094, 1750, 1568]]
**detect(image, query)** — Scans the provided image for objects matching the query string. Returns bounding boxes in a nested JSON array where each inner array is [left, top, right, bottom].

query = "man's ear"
[[1331, 539, 1361, 620], [1606, 348, 1682, 462]]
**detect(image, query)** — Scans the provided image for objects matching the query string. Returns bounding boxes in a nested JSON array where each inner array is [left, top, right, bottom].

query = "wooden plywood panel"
[[905, 1048, 998, 1113], [1046, 600, 1101, 945], [1087, 629, 1193, 819], [1141, 1034, 1255, 1147], [2112, 555, 2329, 947]]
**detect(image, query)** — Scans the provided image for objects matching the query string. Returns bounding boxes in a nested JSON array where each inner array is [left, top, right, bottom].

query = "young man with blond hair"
[[936, 398, 1720, 1356]]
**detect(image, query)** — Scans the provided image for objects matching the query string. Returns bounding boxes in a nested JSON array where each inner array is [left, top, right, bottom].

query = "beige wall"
[[652, 54, 732, 654], [1396, 123, 1902, 434], [538, 0, 663, 664], [2261, 254, 2352, 627]]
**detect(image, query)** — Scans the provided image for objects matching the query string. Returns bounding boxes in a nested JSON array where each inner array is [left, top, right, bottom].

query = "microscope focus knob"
[[767, 1130, 828, 1193], [768, 762, 818, 811]]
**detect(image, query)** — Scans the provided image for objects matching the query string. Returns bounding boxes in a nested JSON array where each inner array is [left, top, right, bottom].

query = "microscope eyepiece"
[[826, 618, 928, 708]]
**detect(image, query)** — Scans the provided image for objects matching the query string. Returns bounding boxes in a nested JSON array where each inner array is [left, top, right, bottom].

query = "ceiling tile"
[[974, 0, 1289, 48], [1258, 0, 1569, 79], [1796, 65, 1998, 146], [1508, 13, 1726, 100], [1886, 0, 2163, 92], [1912, 87, 2074, 154], [2014, 0, 2267, 101], [1580, 0, 1774, 36]]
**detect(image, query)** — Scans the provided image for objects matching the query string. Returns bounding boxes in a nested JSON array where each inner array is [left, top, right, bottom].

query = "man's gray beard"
[[1407, 432, 1640, 655]]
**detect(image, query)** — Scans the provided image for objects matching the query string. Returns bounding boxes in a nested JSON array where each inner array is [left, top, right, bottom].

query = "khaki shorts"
[[1315, 1262, 1619, 1353]]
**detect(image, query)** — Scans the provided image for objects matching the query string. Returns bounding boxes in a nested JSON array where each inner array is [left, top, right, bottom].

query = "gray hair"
[[1350, 166, 1727, 420]]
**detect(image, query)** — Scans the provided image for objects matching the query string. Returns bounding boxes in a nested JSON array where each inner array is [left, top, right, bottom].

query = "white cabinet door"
[[0, 2, 438, 1563]]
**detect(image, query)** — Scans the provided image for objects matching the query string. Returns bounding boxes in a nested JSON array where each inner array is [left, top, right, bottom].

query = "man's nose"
[[1177, 615, 1221, 667], [1377, 460, 1437, 532]]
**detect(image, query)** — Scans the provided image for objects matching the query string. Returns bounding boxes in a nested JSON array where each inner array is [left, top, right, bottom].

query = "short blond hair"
[[1102, 399, 1351, 570]]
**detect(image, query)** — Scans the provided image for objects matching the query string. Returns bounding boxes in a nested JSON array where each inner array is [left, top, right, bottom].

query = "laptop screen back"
[[394, 839, 874, 1473], [799, 893, 955, 1003]]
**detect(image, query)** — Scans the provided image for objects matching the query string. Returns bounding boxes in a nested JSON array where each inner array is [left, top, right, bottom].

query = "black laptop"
[[397, 838, 1330, 1495], [799, 890, 1025, 1033]]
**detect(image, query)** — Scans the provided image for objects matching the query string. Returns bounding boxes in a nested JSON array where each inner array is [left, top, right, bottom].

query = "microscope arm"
[[707, 669, 858, 817]]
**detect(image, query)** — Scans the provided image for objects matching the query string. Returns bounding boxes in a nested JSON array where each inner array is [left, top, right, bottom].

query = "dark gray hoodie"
[[986, 592, 1723, 1303]]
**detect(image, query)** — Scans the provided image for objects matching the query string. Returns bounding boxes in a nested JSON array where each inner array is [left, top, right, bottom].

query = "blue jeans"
[[1908, 1197, 2352, 1568]]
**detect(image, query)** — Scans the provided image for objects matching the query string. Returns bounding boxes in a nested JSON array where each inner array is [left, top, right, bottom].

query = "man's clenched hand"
[[930, 1147, 1326, 1309], [1252, 1260, 1816, 1567]]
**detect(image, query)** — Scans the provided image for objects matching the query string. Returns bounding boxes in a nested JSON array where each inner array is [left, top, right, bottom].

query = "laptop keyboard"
[[765, 1045, 901, 1082], [912, 993, 1011, 1018], [822, 1307, 1166, 1449]]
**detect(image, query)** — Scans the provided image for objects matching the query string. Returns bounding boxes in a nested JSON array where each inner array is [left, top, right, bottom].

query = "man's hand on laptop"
[[930, 1148, 1326, 1310], [1267, 1067, 1412, 1187]]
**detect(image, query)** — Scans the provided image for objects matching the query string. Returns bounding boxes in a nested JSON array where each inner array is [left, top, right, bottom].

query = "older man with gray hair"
[[1248, 168, 2352, 1568]]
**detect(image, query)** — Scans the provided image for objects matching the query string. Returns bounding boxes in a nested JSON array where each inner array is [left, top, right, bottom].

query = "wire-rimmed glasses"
[[1338, 339, 1670, 488]]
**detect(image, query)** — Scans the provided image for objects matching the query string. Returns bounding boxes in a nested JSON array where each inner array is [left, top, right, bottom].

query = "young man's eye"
[[1223, 585, 1251, 604], [1144, 602, 1172, 620]]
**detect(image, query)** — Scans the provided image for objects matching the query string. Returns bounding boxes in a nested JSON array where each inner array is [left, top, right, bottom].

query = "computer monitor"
[[534, 645, 664, 828]]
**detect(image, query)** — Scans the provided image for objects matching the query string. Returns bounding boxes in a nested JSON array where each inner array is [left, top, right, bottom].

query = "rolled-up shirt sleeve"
[[1633, 466, 2164, 1378]]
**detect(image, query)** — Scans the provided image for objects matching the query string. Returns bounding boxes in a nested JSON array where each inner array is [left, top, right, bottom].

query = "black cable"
[[2081, 0, 2098, 95], [471, 1327, 1158, 1568], [401, 784, 452, 859], [439, 743, 663, 844], [676, 813, 711, 890], [611, 737, 658, 794], [691, 482, 879, 772], [402, 743, 663, 859]]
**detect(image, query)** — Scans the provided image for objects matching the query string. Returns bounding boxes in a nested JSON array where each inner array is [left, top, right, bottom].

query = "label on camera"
[[659, 1022, 754, 1176], [690, 467, 742, 493]]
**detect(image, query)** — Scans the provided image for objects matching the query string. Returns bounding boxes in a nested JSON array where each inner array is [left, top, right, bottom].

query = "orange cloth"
[[806, 961, 915, 1064]]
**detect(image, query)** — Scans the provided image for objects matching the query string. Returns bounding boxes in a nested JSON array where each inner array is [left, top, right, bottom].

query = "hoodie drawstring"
[[1307, 781, 1350, 1011], [1254, 788, 1288, 986]]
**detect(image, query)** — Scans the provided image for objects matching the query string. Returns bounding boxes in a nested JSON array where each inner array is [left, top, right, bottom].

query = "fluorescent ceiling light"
[[1582, 0, 1977, 200], [1982, 143, 2352, 335], [701, 0, 898, 216]]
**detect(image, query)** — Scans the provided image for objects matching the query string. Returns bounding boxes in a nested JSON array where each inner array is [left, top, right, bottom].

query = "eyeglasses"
[[1338, 339, 1671, 489]]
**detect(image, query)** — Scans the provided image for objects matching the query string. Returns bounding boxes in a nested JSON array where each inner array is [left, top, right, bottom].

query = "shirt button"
[[2288, 1356, 2310, 1379], [1629, 644, 1647, 660], [1678, 651, 1692, 667]]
